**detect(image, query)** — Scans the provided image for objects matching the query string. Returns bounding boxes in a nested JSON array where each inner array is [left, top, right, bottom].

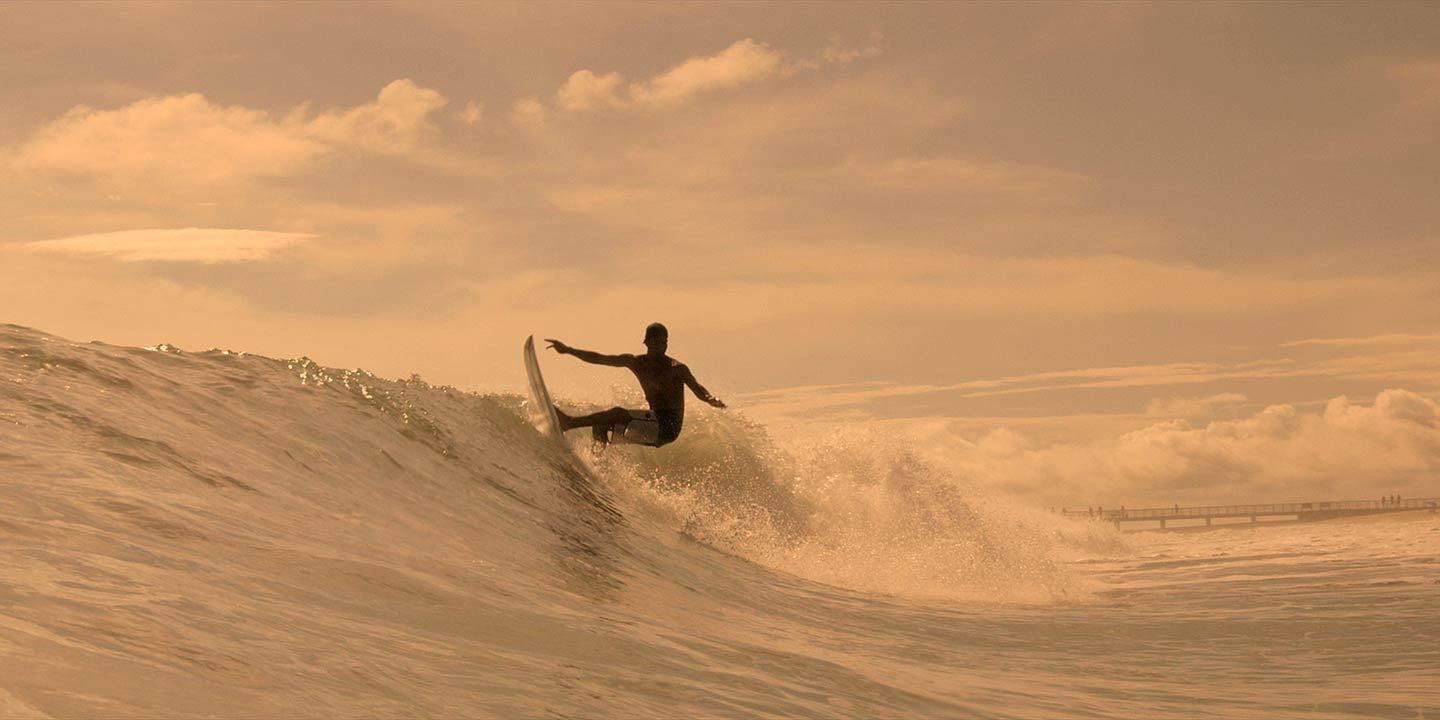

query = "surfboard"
[[522, 336, 563, 440]]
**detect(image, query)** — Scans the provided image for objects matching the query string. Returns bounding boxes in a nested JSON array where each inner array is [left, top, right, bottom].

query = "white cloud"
[[303, 79, 447, 154], [14, 94, 325, 185], [555, 70, 625, 111], [553, 38, 791, 112], [12, 79, 448, 187], [940, 389, 1440, 506], [629, 38, 785, 105], [25, 228, 315, 263]]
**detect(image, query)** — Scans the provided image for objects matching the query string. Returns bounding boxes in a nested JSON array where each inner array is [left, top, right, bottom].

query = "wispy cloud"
[[508, 97, 548, 130], [629, 39, 786, 105], [738, 360, 1287, 418], [959, 360, 1298, 400], [554, 38, 851, 112], [821, 33, 884, 66], [25, 228, 315, 263], [1145, 392, 1249, 417], [1281, 333, 1440, 348], [13, 79, 447, 187], [741, 339, 1440, 424]]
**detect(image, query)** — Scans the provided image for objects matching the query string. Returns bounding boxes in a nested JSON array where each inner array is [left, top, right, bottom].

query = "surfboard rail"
[[522, 336, 563, 440]]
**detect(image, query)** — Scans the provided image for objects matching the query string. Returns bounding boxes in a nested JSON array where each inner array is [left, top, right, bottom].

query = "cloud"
[[740, 327, 1440, 426], [12, 79, 448, 187], [509, 97, 548, 129], [942, 389, 1440, 506], [739, 363, 1280, 421], [457, 101, 483, 126], [14, 94, 325, 185], [821, 33, 884, 66], [958, 360, 1294, 400], [630, 38, 785, 105], [1281, 332, 1440, 348], [555, 70, 626, 111], [25, 228, 315, 263], [553, 38, 792, 112], [1145, 392, 1249, 418], [302, 79, 447, 154]]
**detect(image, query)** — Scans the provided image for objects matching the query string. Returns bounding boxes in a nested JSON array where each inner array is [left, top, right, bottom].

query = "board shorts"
[[621, 409, 683, 447], [653, 409, 683, 446]]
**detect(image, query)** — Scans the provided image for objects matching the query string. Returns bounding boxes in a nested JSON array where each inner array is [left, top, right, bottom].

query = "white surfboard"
[[522, 336, 563, 440]]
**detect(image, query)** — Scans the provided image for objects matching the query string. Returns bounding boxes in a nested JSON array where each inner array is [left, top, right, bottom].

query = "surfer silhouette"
[[545, 323, 725, 447]]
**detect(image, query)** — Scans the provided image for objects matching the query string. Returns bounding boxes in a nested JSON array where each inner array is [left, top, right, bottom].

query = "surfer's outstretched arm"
[[545, 339, 634, 368], [682, 365, 726, 408]]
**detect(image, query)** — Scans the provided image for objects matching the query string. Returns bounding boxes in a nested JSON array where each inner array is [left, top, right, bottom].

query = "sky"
[[3, 2, 1438, 506]]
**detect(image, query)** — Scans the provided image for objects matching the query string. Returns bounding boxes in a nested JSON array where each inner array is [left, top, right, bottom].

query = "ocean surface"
[[1, 323, 1437, 719]]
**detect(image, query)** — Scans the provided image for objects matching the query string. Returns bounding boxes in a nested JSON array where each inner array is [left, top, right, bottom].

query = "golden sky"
[[3, 2, 1438, 503]]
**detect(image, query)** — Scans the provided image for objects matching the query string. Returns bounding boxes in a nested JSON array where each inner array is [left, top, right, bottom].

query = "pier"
[[1062, 497, 1439, 531]]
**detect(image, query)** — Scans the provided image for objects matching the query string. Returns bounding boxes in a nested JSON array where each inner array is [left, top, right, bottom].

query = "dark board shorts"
[[623, 409, 684, 447], [653, 409, 683, 446]]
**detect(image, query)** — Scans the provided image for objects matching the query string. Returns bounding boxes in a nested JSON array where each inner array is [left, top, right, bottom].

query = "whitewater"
[[1, 323, 1436, 719]]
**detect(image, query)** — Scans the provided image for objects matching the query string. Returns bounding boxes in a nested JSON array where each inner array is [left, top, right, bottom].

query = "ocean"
[[1, 323, 1436, 719]]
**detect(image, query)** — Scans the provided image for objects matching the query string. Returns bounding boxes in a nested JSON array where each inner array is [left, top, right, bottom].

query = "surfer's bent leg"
[[556, 406, 633, 432]]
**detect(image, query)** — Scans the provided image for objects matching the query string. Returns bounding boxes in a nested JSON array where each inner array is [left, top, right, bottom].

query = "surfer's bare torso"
[[625, 353, 699, 412]]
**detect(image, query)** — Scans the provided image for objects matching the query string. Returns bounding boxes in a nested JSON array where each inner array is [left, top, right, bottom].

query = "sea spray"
[[573, 402, 1092, 603]]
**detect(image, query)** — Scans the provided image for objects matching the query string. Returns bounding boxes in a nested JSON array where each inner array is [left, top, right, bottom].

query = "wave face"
[[1, 323, 1436, 718]]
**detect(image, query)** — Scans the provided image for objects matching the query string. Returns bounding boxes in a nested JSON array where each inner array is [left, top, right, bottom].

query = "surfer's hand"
[[545, 338, 570, 355], [708, 397, 727, 409]]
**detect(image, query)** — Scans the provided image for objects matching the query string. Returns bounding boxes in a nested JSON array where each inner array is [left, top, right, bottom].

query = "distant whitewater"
[[1, 323, 1436, 719]]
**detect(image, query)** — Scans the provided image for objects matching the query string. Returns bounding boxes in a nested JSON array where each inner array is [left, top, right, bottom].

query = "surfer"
[[545, 323, 725, 447]]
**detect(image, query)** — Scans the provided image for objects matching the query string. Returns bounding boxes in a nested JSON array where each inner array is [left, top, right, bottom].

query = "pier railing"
[[1061, 497, 1439, 528]]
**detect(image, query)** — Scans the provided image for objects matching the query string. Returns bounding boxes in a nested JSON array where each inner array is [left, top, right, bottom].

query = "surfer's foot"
[[554, 406, 574, 431]]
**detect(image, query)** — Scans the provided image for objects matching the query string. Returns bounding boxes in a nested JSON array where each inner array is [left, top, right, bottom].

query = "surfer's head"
[[643, 322, 668, 354]]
